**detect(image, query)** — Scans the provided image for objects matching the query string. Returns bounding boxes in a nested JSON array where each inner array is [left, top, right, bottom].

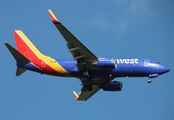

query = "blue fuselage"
[[58, 58, 169, 77], [18, 58, 170, 80]]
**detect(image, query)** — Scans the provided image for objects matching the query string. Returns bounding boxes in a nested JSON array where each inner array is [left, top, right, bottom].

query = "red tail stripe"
[[14, 31, 62, 76]]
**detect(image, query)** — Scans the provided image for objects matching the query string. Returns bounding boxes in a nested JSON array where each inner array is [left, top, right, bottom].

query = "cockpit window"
[[155, 61, 160, 64]]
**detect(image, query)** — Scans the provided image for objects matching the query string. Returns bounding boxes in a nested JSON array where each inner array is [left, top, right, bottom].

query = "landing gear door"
[[144, 59, 149, 66]]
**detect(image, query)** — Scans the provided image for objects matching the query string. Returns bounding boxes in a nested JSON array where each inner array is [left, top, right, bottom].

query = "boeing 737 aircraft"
[[4, 9, 170, 101]]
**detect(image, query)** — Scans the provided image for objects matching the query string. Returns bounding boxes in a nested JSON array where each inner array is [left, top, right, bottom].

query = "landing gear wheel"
[[83, 71, 89, 77], [83, 66, 90, 78], [147, 79, 151, 83]]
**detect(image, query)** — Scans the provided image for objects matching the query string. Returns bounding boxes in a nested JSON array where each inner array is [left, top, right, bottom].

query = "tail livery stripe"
[[14, 30, 70, 76], [14, 30, 44, 61]]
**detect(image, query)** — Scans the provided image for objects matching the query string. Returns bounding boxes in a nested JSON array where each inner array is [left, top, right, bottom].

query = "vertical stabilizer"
[[14, 30, 45, 61]]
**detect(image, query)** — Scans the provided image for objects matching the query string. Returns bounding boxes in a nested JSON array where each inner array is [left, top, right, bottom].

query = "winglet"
[[73, 91, 79, 100], [48, 9, 59, 23]]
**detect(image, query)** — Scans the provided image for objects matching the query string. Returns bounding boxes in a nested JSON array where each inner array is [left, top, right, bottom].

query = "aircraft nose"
[[161, 66, 170, 74], [164, 67, 170, 73]]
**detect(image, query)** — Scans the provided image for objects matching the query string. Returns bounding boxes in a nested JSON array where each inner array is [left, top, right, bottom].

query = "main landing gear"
[[83, 66, 90, 77], [83, 71, 89, 77], [83, 67, 93, 91], [147, 78, 151, 83]]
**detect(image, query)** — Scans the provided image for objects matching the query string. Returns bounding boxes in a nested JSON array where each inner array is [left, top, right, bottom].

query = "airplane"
[[4, 9, 170, 101]]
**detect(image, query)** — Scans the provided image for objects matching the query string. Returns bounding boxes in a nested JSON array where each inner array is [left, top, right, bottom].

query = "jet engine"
[[102, 81, 122, 91], [93, 59, 117, 69]]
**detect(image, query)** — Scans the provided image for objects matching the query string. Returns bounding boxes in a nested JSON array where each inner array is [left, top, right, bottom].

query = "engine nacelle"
[[102, 81, 122, 91], [95, 59, 116, 69]]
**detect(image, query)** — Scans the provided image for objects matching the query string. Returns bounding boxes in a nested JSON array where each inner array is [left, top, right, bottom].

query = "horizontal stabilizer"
[[16, 67, 27, 76], [4, 43, 30, 63]]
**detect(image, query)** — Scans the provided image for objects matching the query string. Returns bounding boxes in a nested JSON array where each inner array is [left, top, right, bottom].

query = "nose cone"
[[164, 67, 170, 73], [159, 65, 170, 74]]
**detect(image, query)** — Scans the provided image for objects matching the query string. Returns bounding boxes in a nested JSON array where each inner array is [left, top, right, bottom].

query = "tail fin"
[[4, 43, 30, 76], [14, 30, 45, 61]]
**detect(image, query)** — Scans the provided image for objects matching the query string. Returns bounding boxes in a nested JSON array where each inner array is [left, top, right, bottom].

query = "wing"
[[73, 85, 100, 101], [48, 9, 98, 71]]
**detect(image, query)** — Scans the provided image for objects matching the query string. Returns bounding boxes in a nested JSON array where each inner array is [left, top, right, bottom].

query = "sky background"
[[0, 0, 174, 120]]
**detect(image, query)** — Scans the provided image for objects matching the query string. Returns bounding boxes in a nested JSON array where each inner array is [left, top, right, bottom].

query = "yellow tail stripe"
[[16, 30, 44, 59], [16, 30, 70, 76]]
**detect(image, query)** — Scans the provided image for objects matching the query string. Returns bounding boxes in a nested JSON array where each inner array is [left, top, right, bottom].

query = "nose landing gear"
[[147, 74, 158, 83], [147, 78, 151, 83]]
